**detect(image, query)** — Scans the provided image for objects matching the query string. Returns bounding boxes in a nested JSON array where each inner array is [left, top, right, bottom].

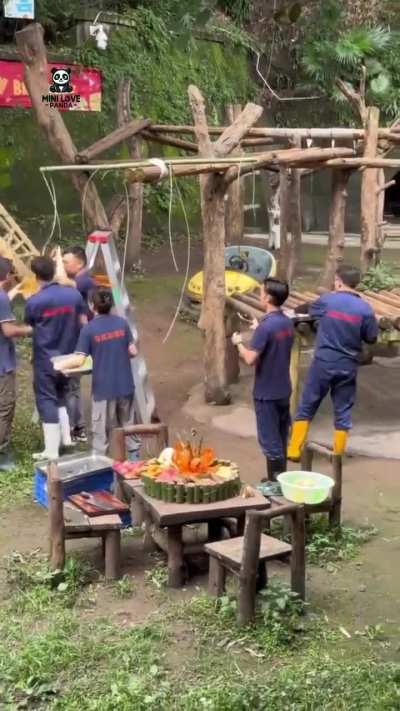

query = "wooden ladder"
[[0, 202, 39, 279]]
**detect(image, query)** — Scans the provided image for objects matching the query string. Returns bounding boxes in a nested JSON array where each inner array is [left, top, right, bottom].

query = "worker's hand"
[[231, 332, 243, 346], [8, 283, 22, 301], [53, 360, 64, 371], [129, 343, 138, 357], [250, 317, 259, 331]]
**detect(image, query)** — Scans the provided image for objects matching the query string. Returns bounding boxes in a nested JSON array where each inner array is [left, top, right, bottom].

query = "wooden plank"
[[206, 533, 292, 568], [134, 487, 270, 527], [76, 118, 152, 163]]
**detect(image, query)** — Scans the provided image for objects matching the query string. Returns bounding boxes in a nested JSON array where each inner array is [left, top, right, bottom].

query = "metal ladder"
[[86, 230, 156, 424]]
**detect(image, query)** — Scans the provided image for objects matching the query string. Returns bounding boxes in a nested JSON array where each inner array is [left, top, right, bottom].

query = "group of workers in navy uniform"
[[0, 249, 137, 466], [0, 247, 379, 476], [232, 265, 378, 480]]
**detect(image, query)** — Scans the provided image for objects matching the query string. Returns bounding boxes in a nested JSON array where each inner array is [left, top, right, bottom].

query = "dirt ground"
[[1, 242, 400, 657]]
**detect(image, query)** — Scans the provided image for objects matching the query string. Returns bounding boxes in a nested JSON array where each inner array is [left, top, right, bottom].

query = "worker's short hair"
[[263, 277, 289, 307], [336, 264, 360, 289], [31, 256, 55, 282], [89, 287, 114, 314], [0, 256, 12, 281], [64, 245, 87, 266]]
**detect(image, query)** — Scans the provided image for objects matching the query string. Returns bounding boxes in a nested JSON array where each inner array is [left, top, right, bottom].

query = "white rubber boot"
[[59, 407, 73, 448], [33, 423, 61, 461]]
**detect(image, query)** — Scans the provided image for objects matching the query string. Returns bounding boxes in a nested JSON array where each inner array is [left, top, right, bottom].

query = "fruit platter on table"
[[113, 431, 241, 504]]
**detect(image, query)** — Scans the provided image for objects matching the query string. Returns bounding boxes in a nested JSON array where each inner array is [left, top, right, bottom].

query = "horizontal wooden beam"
[[148, 124, 400, 140], [327, 158, 400, 169], [140, 130, 198, 153], [76, 119, 152, 163]]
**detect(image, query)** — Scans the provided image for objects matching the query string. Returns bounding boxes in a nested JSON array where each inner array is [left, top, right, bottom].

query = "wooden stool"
[[301, 441, 343, 527], [206, 534, 292, 596], [48, 463, 123, 580], [205, 504, 305, 625]]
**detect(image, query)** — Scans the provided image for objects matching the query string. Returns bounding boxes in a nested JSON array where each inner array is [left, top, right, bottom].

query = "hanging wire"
[[168, 164, 179, 272], [41, 172, 61, 254], [162, 180, 191, 344], [252, 168, 257, 226], [81, 166, 103, 233]]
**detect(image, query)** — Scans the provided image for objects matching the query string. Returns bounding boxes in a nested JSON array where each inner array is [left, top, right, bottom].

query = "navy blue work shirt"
[[75, 269, 95, 320], [250, 310, 294, 400], [76, 313, 134, 402], [0, 289, 16, 376], [25, 283, 85, 373], [310, 291, 378, 370]]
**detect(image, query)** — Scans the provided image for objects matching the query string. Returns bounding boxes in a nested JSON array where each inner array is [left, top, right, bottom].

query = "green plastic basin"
[[277, 471, 334, 505]]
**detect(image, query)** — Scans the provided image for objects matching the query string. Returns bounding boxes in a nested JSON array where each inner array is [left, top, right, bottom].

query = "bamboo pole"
[[360, 107, 380, 273]]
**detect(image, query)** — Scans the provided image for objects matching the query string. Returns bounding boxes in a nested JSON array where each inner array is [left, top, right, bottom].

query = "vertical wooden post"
[[300, 444, 314, 473], [48, 462, 65, 571], [167, 525, 185, 588], [208, 557, 226, 596], [104, 530, 121, 580], [287, 137, 303, 285], [110, 428, 126, 462], [238, 511, 263, 625], [290, 507, 306, 600], [225, 104, 244, 244], [320, 169, 351, 289], [376, 168, 386, 263], [278, 167, 290, 280], [360, 107, 380, 273], [116, 79, 144, 268], [188, 86, 262, 405], [329, 454, 343, 527]]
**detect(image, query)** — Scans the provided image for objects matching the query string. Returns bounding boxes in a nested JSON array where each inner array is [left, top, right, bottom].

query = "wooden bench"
[[205, 503, 305, 625], [48, 463, 123, 580]]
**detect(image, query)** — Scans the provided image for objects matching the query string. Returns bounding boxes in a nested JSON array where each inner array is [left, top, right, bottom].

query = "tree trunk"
[[188, 85, 262, 405], [278, 167, 290, 280], [265, 171, 280, 250], [320, 170, 351, 289], [360, 107, 380, 273], [375, 168, 386, 264], [16, 23, 108, 230], [225, 104, 244, 244], [116, 79, 144, 268]]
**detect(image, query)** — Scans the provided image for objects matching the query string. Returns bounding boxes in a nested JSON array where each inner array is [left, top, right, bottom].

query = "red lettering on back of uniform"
[[275, 329, 292, 341], [42, 306, 74, 318], [94, 329, 125, 344], [327, 310, 361, 324]]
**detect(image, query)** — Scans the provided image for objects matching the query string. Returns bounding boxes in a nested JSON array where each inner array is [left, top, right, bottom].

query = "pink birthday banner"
[[0, 60, 102, 112]]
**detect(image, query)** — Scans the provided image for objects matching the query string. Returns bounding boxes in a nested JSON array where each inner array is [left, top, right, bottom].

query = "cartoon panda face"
[[53, 69, 69, 87], [50, 67, 72, 93]]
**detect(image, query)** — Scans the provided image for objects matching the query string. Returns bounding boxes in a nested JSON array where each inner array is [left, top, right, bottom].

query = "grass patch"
[[271, 515, 378, 570], [0, 550, 399, 710]]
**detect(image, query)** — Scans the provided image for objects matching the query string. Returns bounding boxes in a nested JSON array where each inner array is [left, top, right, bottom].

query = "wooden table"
[[133, 485, 270, 587]]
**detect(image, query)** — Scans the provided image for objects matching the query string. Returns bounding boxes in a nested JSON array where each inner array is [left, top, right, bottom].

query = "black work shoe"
[[72, 427, 88, 443]]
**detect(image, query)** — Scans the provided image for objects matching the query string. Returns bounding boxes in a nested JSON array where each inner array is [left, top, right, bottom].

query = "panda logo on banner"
[[50, 68, 73, 94], [42, 67, 81, 108]]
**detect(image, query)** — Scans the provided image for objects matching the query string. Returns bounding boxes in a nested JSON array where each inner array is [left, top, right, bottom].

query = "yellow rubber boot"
[[287, 420, 310, 462], [333, 430, 348, 455]]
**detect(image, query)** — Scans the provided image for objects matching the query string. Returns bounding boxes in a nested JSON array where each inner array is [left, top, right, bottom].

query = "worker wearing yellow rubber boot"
[[288, 265, 379, 461]]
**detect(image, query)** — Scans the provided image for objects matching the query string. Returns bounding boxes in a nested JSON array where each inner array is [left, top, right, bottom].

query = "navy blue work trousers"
[[254, 397, 291, 460], [34, 369, 68, 424], [296, 358, 357, 431]]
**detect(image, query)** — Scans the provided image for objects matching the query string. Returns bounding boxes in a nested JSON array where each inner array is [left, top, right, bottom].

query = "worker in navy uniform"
[[0, 257, 32, 470], [25, 256, 86, 460], [288, 264, 379, 461], [63, 245, 95, 444], [231, 278, 294, 481], [54, 287, 138, 457]]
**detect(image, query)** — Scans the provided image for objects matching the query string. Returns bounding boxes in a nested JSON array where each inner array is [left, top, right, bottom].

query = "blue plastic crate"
[[33, 453, 132, 526]]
